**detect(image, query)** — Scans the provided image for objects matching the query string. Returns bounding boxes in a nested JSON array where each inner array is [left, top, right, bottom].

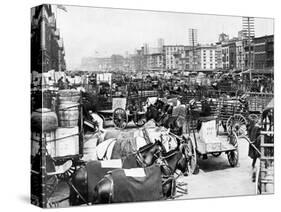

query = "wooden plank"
[[260, 143, 274, 147], [260, 131, 274, 135]]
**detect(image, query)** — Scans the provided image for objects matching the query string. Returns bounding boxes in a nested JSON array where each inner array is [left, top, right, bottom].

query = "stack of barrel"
[[30, 89, 81, 207], [31, 89, 81, 159], [56, 90, 81, 158]]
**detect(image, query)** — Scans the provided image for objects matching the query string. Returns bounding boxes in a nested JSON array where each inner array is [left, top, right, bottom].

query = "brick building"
[[163, 45, 185, 70], [31, 5, 66, 73], [253, 35, 274, 70]]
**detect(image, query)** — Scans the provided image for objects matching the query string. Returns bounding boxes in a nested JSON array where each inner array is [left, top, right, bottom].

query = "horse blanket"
[[86, 160, 121, 202], [86, 157, 141, 202], [109, 165, 163, 203], [111, 138, 138, 159]]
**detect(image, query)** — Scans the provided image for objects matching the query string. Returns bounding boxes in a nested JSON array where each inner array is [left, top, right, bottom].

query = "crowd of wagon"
[[30, 71, 274, 207]]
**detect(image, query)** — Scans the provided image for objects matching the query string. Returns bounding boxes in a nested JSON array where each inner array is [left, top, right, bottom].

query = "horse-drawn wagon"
[[97, 78, 161, 129], [97, 97, 146, 129], [219, 92, 274, 136], [183, 105, 240, 174], [216, 95, 249, 136]]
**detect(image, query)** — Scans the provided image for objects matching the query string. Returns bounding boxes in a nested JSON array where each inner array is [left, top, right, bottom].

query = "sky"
[[54, 5, 274, 70]]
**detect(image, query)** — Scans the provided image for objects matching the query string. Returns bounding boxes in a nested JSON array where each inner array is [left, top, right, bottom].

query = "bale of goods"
[[31, 108, 58, 132], [82, 133, 99, 161], [31, 126, 79, 158], [58, 89, 80, 128], [55, 127, 79, 157]]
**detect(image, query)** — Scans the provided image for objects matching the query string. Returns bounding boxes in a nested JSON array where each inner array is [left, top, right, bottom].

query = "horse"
[[145, 98, 186, 136], [69, 141, 163, 205], [96, 134, 154, 160], [91, 149, 187, 204]]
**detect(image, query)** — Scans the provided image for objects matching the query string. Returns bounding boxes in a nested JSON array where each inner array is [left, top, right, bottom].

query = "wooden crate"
[[247, 92, 273, 113]]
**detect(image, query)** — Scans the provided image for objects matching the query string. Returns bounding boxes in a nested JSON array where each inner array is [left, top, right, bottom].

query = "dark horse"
[[92, 149, 187, 204], [146, 99, 184, 135], [69, 140, 163, 205]]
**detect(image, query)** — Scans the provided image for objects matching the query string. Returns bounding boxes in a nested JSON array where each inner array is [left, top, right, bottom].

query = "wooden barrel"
[[58, 90, 80, 128], [58, 89, 80, 103], [58, 101, 79, 127], [31, 108, 58, 132]]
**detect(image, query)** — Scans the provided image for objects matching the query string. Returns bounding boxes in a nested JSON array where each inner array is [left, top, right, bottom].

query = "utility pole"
[[189, 28, 198, 72], [242, 17, 255, 80]]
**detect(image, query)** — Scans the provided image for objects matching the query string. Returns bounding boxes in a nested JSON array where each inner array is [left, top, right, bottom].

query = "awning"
[[242, 68, 274, 75], [265, 98, 274, 110]]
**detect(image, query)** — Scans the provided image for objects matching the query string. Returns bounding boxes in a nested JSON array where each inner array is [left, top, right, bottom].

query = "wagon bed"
[[246, 92, 273, 113]]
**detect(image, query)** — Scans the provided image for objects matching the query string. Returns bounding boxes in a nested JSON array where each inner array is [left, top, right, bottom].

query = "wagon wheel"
[[227, 134, 239, 167], [181, 136, 199, 175], [226, 114, 247, 136], [211, 152, 222, 157], [113, 108, 128, 129], [57, 161, 76, 181]]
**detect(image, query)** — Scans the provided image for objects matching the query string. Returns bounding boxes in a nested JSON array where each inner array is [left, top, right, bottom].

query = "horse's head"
[[155, 99, 166, 110], [145, 101, 164, 122], [146, 104, 159, 121], [158, 150, 187, 176], [163, 104, 173, 115], [138, 140, 163, 166]]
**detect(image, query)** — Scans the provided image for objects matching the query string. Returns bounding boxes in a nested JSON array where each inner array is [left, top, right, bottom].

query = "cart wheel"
[[226, 114, 247, 136], [227, 134, 239, 167], [211, 152, 222, 157], [113, 108, 128, 129], [181, 136, 199, 175], [57, 164, 76, 181]]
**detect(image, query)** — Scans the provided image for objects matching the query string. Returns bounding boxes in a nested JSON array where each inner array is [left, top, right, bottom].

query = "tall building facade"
[[196, 45, 217, 71], [31, 5, 66, 73], [253, 35, 274, 70], [157, 38, 164, 52], [163, 45, 185, 70], [243, 39, 254, 69], [235, 40, 245, 70], [147, 53, 164, 71], [215, 42, 223, 69]]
